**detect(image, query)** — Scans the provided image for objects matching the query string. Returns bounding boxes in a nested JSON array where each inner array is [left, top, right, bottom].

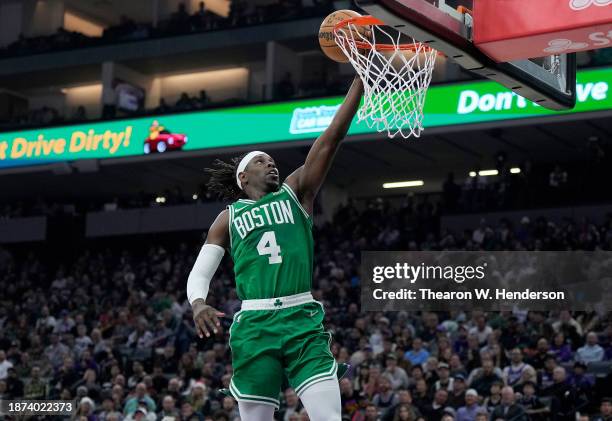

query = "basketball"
[[318, 9, 367, 63]]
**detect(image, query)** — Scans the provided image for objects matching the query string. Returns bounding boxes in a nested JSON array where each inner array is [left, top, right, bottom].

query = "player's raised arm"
[[285, 76, 363, 213], [187, 210, 229, 338]]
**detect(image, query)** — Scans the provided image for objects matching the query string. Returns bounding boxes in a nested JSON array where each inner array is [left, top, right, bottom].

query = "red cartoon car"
[[144, 126, 188, 154]]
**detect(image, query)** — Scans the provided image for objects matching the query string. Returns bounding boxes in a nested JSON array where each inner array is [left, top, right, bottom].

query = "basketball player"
[[186, 76, 363, 421]]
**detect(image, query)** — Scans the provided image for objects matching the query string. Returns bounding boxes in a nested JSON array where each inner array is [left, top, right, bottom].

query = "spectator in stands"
[[411, 378, 430, 413], [490, 386, 527, 421], [404, 338, 429, 367], [76, 396, 98, 421], [72, 105, 87, 121], [384, 389, 421, 421], [352, 403, 380, 421], [0, 380, 7, 400], [383, 354, 409, 390], [36, 305, 57, 333], [169, 3, 191, 34], [97, 398, 120, 421], [222, 396, 239, 421], [502, 348, 534, 387], [124, 383, 156, 415], [0, 350, 12, 380], [190, 1, 210, 31], [529, 337, 552, 370], [569, 361, 595, 400], [127, 319, 154, 351], [54, 309, 75, 334], [373, 376, 399, 419], [482, 381, 502, 413], [539, 355, 558, 389], [185, 382, 210, 414], [434, 363, 453, 393], [53, 356, 79, 395], [593, 398, 612, 421], [447, 374, 467, 409], [5, 367, 23, 398], [519, 381, 548, 421], [576, 332, 605, 363], [469, 359, 501, 397], [281, 387, 303, 420], [544, 366, 583, 421], [456, 389, 484, 421], [175, 92, 195, 111], [424, 389, 450, 421], [469, 315, 492, 347], [196, 90, 211, 109], [390, 403, 417, 421], [24, 365, 46, 399], [75, 324, 93, 357], [157, 395, 180, 420]]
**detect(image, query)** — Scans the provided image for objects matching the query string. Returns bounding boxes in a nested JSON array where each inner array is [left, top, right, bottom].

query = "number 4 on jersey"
[[257, 231, 282, 264]]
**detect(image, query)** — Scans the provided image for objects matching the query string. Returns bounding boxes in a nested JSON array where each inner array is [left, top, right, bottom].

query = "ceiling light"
[[479, 169, 498, 176], [382, 180, 424, 189], [510, 167, 521, 174]]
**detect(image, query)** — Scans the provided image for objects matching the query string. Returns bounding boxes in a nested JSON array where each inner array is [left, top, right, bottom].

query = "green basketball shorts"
[[228, 292, 337, 409]]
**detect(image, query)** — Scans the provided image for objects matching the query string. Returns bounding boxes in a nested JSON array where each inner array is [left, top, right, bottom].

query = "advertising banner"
[[0, 67, 610, 170]]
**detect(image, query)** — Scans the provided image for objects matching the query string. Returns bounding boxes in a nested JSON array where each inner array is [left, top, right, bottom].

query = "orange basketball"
[[318, 10, 368, 63]]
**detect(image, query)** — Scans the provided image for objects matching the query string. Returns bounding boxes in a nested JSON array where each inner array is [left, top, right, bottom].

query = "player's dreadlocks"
[[204, 155, 248, 201]]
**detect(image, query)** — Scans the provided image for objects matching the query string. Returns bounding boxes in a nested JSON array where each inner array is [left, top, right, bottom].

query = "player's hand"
[[192, 298, 225, 338]]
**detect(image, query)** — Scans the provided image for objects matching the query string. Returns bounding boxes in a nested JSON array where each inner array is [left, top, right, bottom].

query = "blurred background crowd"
[[0, 197, 611, 421], [0, 1, 335, 59]]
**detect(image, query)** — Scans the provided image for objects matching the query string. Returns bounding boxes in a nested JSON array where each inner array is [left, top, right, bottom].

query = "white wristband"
[[186, 243, 225, 305]]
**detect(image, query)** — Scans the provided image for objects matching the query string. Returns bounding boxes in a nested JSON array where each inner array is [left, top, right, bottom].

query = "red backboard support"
[[355, 0, 577, 110], [474, 0, 612, 62]]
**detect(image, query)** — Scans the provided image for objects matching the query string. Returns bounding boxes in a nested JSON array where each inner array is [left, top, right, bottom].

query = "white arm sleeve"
[[186, 243, 225, 305]]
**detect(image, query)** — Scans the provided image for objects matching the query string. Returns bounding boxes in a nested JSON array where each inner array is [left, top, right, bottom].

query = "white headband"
[[236, 151, 265, 189]]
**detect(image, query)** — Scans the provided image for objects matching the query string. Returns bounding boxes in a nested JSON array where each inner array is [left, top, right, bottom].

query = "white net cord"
[[334, 20, 437, 138]]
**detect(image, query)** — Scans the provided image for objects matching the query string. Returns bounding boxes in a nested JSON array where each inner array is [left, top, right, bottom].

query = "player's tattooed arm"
[[192, 210, 229, 338], [285, 76, 363, 213]]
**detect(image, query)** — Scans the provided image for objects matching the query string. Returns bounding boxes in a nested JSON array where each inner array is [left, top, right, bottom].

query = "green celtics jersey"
[[228, 183, 313, 300]]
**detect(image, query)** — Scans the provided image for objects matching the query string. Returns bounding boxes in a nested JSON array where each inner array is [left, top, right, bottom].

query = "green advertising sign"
[[0, 67, 610, 169]]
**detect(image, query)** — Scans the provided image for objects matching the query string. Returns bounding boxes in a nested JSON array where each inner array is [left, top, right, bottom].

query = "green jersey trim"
[[281, 183, 311, 220], [230, 379, 280, 407], [294, 360, 338, 395]]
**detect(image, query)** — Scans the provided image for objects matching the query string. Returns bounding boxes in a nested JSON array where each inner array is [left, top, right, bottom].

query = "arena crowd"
[[0, 199, 611, 421]]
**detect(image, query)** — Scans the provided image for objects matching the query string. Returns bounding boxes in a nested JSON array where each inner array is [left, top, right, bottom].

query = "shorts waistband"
[[240, 292, 314, 311]]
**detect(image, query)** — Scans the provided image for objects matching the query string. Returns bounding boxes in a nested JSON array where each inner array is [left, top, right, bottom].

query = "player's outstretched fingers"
[[194, 311, 209, 338], [192, 300, 226, 338], [203, 309, 219, 336], [192, 299, 216, 338], [211, 310, 225, 328], [205, 308, 225, 335]]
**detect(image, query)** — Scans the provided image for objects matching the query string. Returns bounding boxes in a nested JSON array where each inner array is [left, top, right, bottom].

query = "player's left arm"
[[285, 76, 363, 214]]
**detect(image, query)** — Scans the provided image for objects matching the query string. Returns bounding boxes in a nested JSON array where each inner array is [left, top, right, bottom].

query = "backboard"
[[354, 0, 578, 110]]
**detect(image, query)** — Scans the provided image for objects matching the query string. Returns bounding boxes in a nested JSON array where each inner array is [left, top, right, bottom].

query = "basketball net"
[[334, 17, 437, 139]]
